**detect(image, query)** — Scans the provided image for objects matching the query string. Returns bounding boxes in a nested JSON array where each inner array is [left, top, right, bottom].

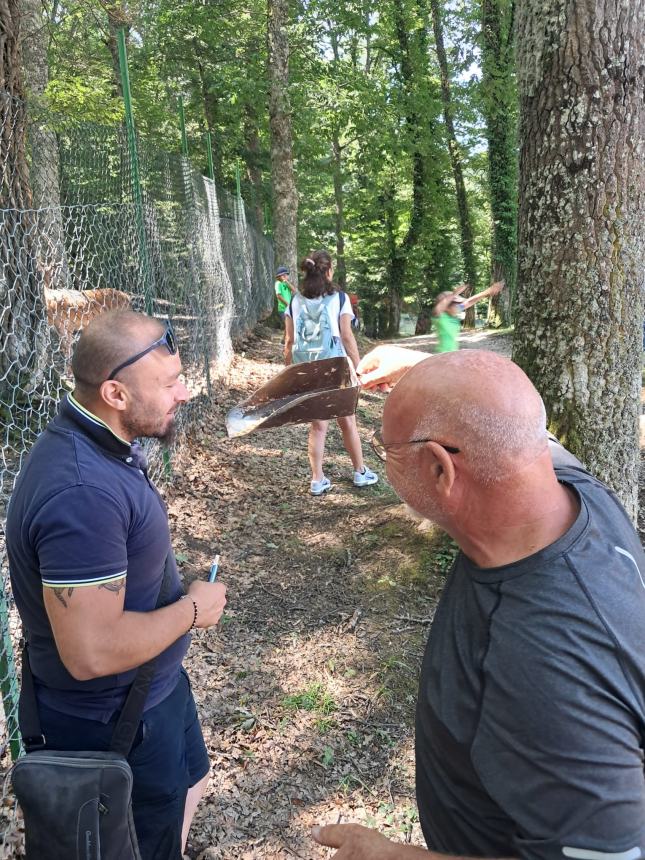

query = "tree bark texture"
[[388, 0, 429, 336], [267, 0, 298, 278], [331, 134, 347, 290], [513, 0, 645, 519], [384, 186, 403, 336], [1, 0, 51, 408], [197, 56, 224, 186], [21, 0, 69, 289], [480, 0, 517, 326], [104, 4, 128, 100], [429, 0, 478, 324]]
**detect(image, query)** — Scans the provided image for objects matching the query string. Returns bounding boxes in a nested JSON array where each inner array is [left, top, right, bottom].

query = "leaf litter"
[[168, 326, 458, 858]]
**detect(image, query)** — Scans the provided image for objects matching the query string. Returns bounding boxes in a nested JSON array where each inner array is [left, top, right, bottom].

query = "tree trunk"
[[267, 0, 298, 278], [388, 0, 429, 336], [429, 0, 478, 325], [480, 0, 516, 327], [0, 0, 51, 411], [243, 106, 265, 230], [512, 0, 645, 520], [197, 56, 224, 186], [415, 304, 432, 335], [331, 134, 346, 290], [20, 0, 69, 289], [384, 187, 403, 336], [104, 4, 128, 100]]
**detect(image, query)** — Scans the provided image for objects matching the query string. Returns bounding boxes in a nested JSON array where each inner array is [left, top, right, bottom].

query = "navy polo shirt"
[[6, 394, 190, 722]]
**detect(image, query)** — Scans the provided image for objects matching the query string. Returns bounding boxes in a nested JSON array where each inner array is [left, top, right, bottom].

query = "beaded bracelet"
[[180, 595, 198, 631]]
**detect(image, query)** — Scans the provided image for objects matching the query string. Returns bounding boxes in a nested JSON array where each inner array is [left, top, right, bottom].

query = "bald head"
[[71, 311, 165, 392], [383, 351, 547, 484]]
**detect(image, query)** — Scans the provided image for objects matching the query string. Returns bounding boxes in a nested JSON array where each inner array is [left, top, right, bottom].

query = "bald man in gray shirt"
[[313, 348, 645, 860]]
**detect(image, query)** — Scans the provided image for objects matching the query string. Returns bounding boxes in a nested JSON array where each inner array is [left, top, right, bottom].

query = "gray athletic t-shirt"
[[416, 449, 645, 858]]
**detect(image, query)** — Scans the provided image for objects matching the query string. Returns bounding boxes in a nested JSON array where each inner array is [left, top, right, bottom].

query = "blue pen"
[[208, 554, 220, 583]]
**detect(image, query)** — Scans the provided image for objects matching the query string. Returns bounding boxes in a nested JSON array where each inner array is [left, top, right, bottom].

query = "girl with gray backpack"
[[283, 250, 379, 495]]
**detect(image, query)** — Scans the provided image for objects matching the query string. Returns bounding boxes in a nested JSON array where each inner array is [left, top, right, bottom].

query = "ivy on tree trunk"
[[429, 0, 478, 326], [267, 0, 298, 279], [480, 0, 517, 327]]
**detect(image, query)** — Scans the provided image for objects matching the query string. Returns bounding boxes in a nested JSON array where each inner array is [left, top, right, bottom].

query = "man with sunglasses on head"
[[313, 346, 645, 860], [7, 310, 227, 860]]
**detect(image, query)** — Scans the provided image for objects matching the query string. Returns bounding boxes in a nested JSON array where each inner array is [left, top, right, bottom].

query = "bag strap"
[[109, 556, 174, 756], [19, 554, 174, 756]]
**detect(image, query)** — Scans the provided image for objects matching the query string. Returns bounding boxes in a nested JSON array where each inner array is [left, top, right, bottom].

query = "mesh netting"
[[0, 91, 274, 853]]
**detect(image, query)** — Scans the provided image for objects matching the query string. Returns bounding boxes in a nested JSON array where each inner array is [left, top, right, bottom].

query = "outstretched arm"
[[433, 283, 468, 316], [356, 345, 428, 390], [461, 280, 504, 311]]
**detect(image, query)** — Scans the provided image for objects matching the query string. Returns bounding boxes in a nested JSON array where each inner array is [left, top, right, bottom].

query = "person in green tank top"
[[433, 280, 505, 352]]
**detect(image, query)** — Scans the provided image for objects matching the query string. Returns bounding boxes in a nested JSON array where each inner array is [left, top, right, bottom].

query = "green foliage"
[[282, 682, 337, 715], [41, 0, 500, 331]]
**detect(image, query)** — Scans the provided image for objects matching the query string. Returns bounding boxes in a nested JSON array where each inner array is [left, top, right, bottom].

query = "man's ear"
[[99, 380, 128, 412], [425, 441, 457, 502]]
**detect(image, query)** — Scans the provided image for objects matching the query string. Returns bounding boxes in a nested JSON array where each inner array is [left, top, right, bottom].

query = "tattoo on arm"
[[53, 587, 74, 608], [98, 579, 126, 596]]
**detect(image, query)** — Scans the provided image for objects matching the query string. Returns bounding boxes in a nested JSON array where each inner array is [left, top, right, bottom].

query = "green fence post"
[[178, 97, 188, 158], [201, 136, 215, 400], [0, 588, 21, 760], [205, 131, 215, 182], [235, 159, 242, 200], [117, 27, 153, 315]]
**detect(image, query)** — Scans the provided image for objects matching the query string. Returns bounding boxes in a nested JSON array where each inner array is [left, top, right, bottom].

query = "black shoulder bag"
[[11, 557, 174, 860]]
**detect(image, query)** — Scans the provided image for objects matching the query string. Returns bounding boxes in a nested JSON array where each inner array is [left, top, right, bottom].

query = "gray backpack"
[[291, 292, 347, 364]]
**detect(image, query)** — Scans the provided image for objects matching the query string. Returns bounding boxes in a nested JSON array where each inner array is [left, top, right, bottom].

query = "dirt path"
[[169, 328, 468, 859], [166, 326, 640, 859]]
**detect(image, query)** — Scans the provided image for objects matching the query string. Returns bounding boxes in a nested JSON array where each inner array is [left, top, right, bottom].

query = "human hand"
[[312, 823, 399, 860], [357, 345, 427, 391], [186, 580, 227, 628], [453, 282, 469, 296], [490, 280, 505, 295]]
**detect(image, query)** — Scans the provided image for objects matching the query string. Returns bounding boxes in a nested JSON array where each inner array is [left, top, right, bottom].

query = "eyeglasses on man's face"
[[371, 429, 460, 462], [108, 320, 177, 381]]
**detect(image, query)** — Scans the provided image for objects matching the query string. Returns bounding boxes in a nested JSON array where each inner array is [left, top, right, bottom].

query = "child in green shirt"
[[274, 266, 296, 317], [433, 281, 504, 352]]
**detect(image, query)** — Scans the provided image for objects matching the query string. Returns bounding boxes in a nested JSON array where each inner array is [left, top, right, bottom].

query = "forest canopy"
[[35, 0, 512, 335]]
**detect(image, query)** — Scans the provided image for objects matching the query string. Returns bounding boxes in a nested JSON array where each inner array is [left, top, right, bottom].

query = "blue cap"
[[276, 266, 290, 276]]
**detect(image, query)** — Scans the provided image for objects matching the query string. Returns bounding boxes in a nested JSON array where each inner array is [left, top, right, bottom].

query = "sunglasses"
[[371, 429, 460, 462], [108, 320, 177, 380]]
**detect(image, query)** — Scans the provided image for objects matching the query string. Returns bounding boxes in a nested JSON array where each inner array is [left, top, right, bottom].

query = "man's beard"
[[157, 418, 178, 448], [122, 407, 178, 448]]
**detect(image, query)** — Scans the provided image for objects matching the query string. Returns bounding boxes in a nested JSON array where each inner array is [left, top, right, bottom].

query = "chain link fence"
[[0, 91, 274, 855]]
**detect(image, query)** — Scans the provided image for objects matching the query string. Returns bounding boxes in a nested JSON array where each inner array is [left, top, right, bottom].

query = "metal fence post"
[[116, 27, 153, 315]]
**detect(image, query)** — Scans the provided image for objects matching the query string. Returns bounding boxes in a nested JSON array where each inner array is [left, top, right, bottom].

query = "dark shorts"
[[37, 668, 209, 860]]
